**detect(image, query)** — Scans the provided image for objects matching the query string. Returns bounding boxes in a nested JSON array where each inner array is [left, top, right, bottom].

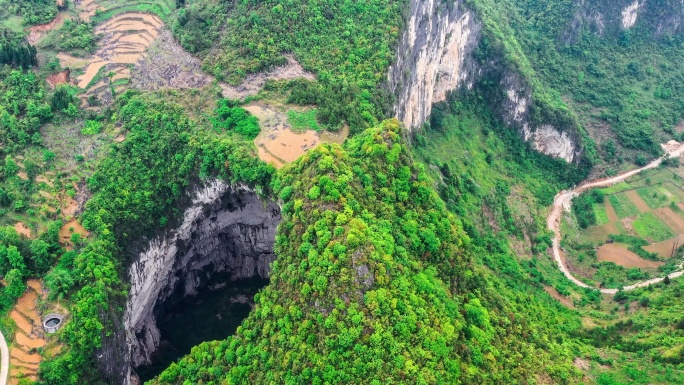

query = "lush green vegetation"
[[40, 20, 96, 54], [0, 0, 58, 26], [171, 0, 403, 131], [153, 120, 586, 384], [609, 193, 640, 219], [464, 0, 684, 170], [0, 0, 683, 383], [0, 30, 37, 68], [212, 98, 261, 139], [287, 109, 321, 131], [632, 212, 675, 242], [0, 68, 52, 154], [573, 190, 605, 228], [37, 93, 275, 384], [636, 186, 677, 209]]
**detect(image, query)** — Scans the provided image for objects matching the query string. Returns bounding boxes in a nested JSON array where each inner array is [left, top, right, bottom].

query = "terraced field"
[[76, 12, 162, 108], [581, 167, 684, 257], [8, 281, 45, 384]]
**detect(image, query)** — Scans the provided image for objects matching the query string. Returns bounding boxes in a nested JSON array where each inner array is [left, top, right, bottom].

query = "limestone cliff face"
[[564, 0, 684, 41], [387, 0, 481, 130], [98, 180, 280, 385], [503, 74, 579, 163], [388, 0, 580, 162]]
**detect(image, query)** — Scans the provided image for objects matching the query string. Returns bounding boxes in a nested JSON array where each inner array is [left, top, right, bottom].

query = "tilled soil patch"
[[597, 243, 663, 269]]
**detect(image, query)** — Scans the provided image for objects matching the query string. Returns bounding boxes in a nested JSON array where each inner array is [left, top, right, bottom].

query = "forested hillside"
[[0, 0, 682, 384], [151, 121, 583, 384]]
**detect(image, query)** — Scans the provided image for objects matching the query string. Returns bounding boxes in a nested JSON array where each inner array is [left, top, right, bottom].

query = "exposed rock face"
[[564, 0, 684, 40], [99, 180, 280, 385], [387, 0, 481, 130], [388, 0, 580, 162], [504, 74, 579, 163], [621, 0, 642, 29]]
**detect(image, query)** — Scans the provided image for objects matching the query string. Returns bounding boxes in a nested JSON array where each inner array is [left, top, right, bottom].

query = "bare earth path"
[[548, 141, 684, 294]]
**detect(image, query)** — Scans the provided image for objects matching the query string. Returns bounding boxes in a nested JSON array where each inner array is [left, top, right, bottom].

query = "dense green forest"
[[0, 0, 682, 384], [171, 0, 402, 131], [467, 0, 684, 168], [152, 120, 583, 384]]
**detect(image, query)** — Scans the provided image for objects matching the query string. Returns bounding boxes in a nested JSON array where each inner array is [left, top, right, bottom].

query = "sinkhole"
[[119, 183, 281, 384]]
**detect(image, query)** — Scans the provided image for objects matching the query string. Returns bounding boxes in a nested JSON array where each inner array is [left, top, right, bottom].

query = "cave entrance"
[[135, 274, 268, 382], [122, 183, 281, 385]]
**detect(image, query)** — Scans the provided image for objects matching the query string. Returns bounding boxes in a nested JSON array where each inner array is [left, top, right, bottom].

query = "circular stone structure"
[[42, 313, 65, 333]]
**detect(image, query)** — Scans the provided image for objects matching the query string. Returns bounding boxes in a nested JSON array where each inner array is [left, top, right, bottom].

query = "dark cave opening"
[[135, 274, 268, 382]]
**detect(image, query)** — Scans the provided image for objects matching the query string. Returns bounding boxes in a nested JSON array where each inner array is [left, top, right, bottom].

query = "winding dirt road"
[[547, 141, 684, 294]]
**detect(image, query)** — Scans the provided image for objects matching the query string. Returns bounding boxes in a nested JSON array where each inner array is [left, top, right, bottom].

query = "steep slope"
[[151, 120, 581, 384]]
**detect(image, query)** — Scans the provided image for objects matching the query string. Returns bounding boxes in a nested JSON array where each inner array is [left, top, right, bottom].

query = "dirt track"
[[548, 141, 684, 294]]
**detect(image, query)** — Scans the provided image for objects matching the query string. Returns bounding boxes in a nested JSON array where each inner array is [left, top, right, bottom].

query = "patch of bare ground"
[[318, 125, 349, 146], [60, 194, 78, 219], [46, 69, 70, 88], [35, 174, 54, 187], [56, 52, 89, 69], [247, 103, 347, 168], [563, 249, 596, 280], [621, 216, 635, 234], [573, 357, 590, 371], [129, 28, 213, 91], [13, 223, 31, 239], [605, 197, 619, 222], [625, 189, 650, 212], [77, 12, 163, 107], [653, 207, 684, 234], [220, 54, 316, 100], [16, 172, 28, 181], [75, 0, 103, 22], [59, 219, 89, 247], [644, 237, 684, 259], [544, 286, 575, 309], [9, 281, 47, 383], [597, 243, 663, 269], [26, 12, 70, 45]]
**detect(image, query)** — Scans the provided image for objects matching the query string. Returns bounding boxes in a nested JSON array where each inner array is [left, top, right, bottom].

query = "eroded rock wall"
[[564, 0, 684, 41], [502, 74, 579, 163], [387, 0, 481, 130], [99, 180, 280, 385], [388, 0, 580, 162]]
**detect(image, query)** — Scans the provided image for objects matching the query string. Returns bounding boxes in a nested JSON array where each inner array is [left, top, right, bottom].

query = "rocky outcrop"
[[503, 74, 579, 163], [564, 0, 684, 41], [388, 0, 581, 162], [98, 180, 280, 385], [621, 0, 642, 29], [387, 0, 481, 130]]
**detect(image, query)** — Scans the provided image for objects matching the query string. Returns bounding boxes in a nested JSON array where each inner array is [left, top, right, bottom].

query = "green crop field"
[[632, 212, 675, 242], [593, 203, 609, 225], [601, 181, 632, 195], [637, 186, 672, 209], [287, 109, 321, 132], [609, 193, 640, 219]]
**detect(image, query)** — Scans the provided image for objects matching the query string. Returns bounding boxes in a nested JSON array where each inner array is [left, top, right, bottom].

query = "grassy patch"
[[609, 193, 640, 219], [601, 182, 632, 195], [593, 203, 609, 225], [92, 2, 173, 23], [663, 182, 684, 201], [636, 186, 671, 209], [632, 212, 675, 242], [287, 109, 321, 131]]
